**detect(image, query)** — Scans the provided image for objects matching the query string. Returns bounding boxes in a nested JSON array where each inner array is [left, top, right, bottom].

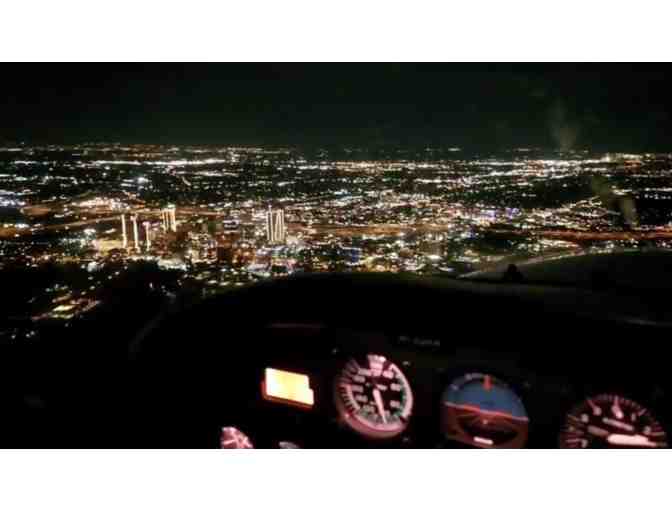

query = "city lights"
[[0, 144, 671, 335]]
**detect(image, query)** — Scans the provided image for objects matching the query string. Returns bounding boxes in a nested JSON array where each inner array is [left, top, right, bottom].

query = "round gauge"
[[220, 427, 254, 449], [559, 394, 668, 449], [334, 354, 413, 439], [442, 373, 529, 448]]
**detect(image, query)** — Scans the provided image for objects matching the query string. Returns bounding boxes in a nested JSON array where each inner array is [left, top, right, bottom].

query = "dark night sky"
[[1, 64, 670, 150]]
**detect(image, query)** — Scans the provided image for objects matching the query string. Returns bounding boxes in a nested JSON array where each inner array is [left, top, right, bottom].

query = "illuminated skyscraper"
[[266, 207, 286, 245], [163, 205, 177, 232], [132, 215, 140, 251], [121, 214, 128, 248], [144, 221, 151, 251]]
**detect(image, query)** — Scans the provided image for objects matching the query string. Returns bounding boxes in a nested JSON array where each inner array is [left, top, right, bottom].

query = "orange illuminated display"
[[262, 368, 314, 408]]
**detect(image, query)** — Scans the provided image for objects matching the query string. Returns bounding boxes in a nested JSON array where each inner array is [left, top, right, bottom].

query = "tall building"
[[132, 215, 140, 251], [266, 207, 286, 245], [121, 214, 128, 248], [143, 221, 151, 251], [163, 205, 177, 232], [170, 206, 177, 232], [162, 210, 169, 232]]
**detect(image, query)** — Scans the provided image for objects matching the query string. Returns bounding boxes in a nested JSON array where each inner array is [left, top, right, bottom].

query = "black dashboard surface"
[[127, 273, 672, 448]]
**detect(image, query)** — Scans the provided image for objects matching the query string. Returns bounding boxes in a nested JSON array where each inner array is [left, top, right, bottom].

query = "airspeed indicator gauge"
[[334, 354, 413, 439]]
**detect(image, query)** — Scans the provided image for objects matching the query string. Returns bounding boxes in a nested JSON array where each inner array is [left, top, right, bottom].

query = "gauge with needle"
[[334, 354, 413, 439], [560, 394, 668, 448]]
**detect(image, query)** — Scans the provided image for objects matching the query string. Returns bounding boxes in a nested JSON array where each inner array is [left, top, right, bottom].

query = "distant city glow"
[[0, 144, 671, 336]]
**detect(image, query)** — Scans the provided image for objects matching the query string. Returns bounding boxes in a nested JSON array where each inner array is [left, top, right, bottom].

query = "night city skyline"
[[2, 65, 671, 350], [2, 140, 671, 334]]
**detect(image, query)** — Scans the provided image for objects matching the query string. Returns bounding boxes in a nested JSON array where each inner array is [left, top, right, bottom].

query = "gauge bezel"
[[220, 426, 254, 449], [558, 393, 669, 449], [441, 372, 530, 449], [334, 353, 414, 440]]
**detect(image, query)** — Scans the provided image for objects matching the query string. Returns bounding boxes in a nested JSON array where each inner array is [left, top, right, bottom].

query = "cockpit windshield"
[[1, 66, 671, 340]]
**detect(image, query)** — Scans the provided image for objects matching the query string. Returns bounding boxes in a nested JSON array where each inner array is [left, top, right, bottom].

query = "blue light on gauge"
[[442, 373, 529, 448]]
